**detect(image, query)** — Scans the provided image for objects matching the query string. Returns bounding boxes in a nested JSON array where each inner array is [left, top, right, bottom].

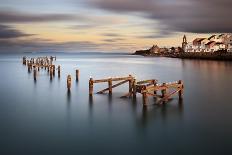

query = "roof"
[[205, 41, 216, 46], [193, 38, 206, 43], [208, 35, 216, 40]]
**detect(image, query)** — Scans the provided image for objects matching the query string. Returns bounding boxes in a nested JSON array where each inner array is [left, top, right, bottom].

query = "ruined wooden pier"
[[89, 76, 184, 106], [23, 56, 184, 106]]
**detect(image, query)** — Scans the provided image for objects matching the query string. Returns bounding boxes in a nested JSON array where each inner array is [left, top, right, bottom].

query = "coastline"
[[133, 52, 232, 61]]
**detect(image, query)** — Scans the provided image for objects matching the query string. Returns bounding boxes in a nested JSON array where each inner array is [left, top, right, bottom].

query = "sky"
[[0, 0, 231, 53]]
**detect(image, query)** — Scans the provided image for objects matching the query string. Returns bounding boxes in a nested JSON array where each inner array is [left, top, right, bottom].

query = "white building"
[[184, 34, 232, 52]]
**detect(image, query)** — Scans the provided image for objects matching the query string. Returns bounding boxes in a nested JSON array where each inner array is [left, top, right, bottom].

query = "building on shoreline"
[[183, 34, 232, 52]]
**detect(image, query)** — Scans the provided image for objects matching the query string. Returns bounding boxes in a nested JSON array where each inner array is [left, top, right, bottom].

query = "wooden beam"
[[97, 80, 129, 94]]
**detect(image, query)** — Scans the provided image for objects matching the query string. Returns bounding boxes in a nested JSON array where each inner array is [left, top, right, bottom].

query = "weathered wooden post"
[[161, 83, 167, 103], [28, 64, 31, 73], [132, 78, 137, 98], [50, 66, 53, 80], [58, 65, 61, 78], [128, 75, 133, 97], [52, 65, 55, 76], [33, 67, 37, 81], [142, 86, 147, 106], [108, 78, 112, 94], [22, 57, 26, 65], [47, 65, 50, 73], [67, 75, 72, 90], [178, 80, 184, 100], [89, 78, 93, 96], [76, 69, 79, 81], [153, 80, 157, 95]]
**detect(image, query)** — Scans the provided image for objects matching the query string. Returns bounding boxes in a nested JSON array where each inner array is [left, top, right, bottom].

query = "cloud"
[[0, 10, 81, 23], [101, 33, 122, 37], [87, 0, 232, 34], [102, 38, 125, 42], [0, 24, 34, 38]]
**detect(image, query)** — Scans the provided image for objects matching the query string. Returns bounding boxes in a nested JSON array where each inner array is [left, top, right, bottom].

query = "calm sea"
[[0, 53, 232, 154]]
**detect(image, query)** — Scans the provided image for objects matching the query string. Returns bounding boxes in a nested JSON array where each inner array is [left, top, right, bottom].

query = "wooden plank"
[[97, 80, 129, 94], [137, 79, 157, 85], [93, 76, 132, 83], [156, 88, 181, 105]]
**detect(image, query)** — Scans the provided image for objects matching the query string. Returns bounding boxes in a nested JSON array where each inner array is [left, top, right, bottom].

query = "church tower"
[[182, 35, 187, 52]]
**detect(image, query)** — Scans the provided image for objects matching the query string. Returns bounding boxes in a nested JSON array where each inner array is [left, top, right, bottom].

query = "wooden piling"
[[67, 75, 72, 90], [76, 69, 79, 81], [142, 86, 147, 106], [50, 66, 53, 80], [153, 80, 157, 95], [108, 78, 112, 94], [89, 78, 93, 96], [178, 80, 183, 100], [52, 65, 55, 76], [128, 75, 133, 96], [33, 68, 37, 81], [161, 83, 167, 104], [132, 78, 137, 98], [58, 65, 61, 78]]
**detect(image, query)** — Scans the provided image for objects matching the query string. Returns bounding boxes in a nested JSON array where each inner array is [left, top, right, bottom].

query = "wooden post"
[[108, 78, 112, 94], [47, 65, 50, 73], [128, 75, 133, 96], [142, 86, 147, 106], [153, 80, 157, 95], [89, 78, 93, 96], [161, 83, 167, 98], [76, 69, 79, 81], [178, 80, 183, 100], [28, 64, 31, 73], [50, 66, 53, 80], [132, 78, 137, 98], [53, 65, 55, 76], [33, 67, 37, 81], [67, 75, 72, 90], [58, 65, 61, 78], [161, 83, 167, 103]]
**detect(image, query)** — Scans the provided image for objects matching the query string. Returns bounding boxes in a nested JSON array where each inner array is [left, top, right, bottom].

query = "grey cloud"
[[88, 0, 232, 34], [102, 38, 125, 42], [0, 10, 80, 23], [0, 24, 34, 38]]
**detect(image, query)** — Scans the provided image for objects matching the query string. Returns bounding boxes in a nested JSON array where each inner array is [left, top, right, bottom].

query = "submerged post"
[[108, 78, 112, 94], [178, 80, 184, 100], [53, 65, 55, 76], [132, 78, 137, 98], [128, 75, 133, 96], [142, 86, 147, 106], [153, 80, 157, 95], [67, 75, 72, 90], [50, 66, 53, 80], [58, 65, 61, 78], [161, 83, 167, 103], [33, 67, 37, 81], [89, 78, 93, 96], [76, 69, 79, 81]]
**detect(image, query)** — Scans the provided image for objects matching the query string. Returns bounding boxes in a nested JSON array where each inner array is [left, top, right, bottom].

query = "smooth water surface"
[[0, 53, 232, 154]]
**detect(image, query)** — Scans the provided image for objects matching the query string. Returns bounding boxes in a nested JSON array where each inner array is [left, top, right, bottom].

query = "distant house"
[[225, 35, 232, 52], [185, 34, 232, 53], [205, 41, 216, 52], [192, 38, 206, 52], [149, 45, 160, 54], [212, 42, 226, 51]]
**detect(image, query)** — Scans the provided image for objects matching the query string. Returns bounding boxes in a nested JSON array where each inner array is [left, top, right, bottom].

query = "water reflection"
[[67, 90, 71, 106], [138, 99, 184, 129]]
